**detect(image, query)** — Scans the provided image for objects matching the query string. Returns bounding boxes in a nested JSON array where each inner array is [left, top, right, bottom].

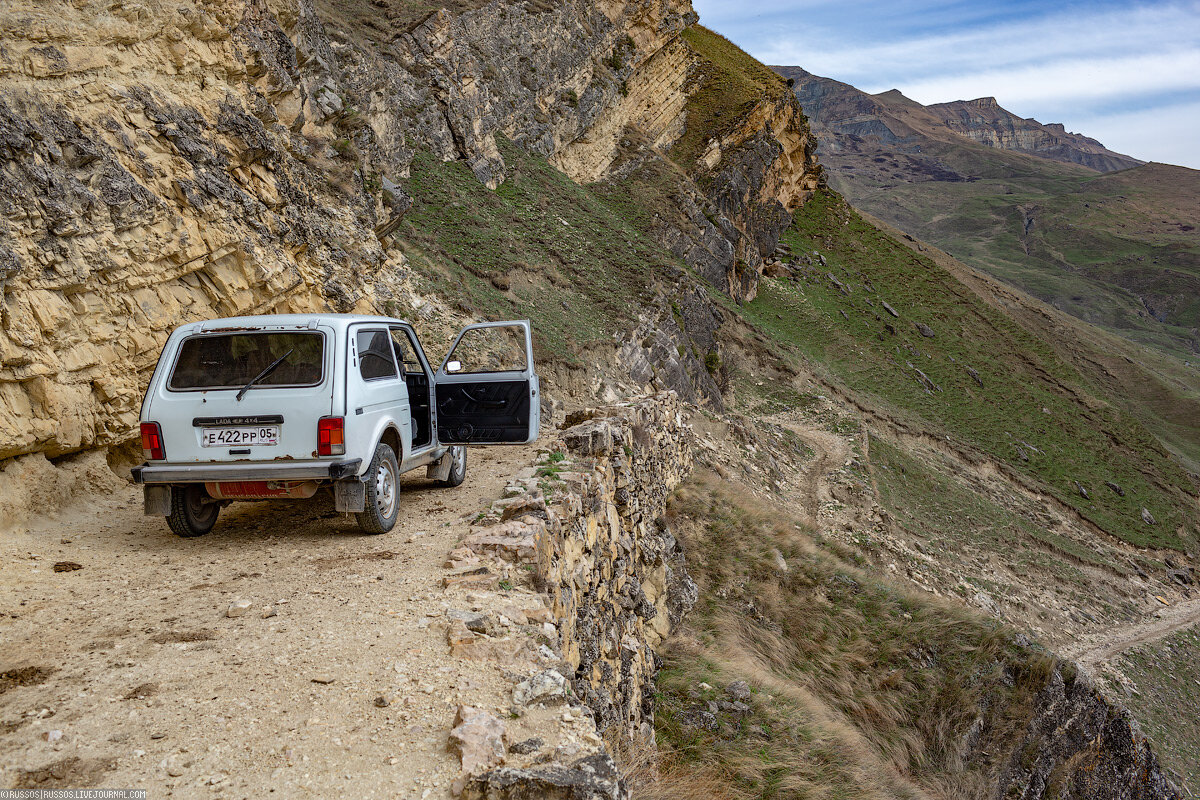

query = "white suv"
[[132, 315, 539, 536]]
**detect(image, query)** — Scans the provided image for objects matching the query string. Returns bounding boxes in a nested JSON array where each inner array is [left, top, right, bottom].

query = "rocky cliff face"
[[993, 663, 1180, 800], [545, 395, 695, 756], [0, 0, 405, 463], [552, 26, 823, 302], [0, 0, 819, 467], [929, 97, 1144, 173]]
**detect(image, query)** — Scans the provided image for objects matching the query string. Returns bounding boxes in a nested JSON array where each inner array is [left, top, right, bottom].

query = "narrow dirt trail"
[[1067, 597, 1200, 671], [0, 446, 531, 797], [765, 412, 852, 529]]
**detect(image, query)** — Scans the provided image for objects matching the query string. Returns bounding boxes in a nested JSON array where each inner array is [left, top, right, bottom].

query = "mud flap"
[[142, 484, 171, 515], [335, 480, 366, 513], [144, 485, 172, 516], [426, 450, 453, 482]]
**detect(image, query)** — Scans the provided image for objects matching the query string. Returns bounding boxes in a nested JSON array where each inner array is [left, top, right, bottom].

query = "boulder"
[[513, 670, 569, 707], [448, 705, 507, 778], [725, 680, 751, 702]]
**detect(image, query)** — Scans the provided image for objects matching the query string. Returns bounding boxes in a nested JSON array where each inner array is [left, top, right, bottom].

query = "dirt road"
[[1067, 596, 1200, 671], [0, 445, 534, 797]]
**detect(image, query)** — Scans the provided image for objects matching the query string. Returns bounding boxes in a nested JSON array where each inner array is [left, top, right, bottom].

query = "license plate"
[[201, 426, 279, 447]]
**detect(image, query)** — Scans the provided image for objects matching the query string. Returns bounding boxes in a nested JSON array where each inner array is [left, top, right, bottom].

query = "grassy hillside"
[[398, 137, 684, 365], [818, 131, 1200, 362], [731, 189, 1196, 551], [642, 472, 1064, 799]]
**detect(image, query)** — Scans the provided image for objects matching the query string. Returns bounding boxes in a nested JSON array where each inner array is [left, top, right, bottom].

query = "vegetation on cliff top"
[[671, 26, 795, 170]]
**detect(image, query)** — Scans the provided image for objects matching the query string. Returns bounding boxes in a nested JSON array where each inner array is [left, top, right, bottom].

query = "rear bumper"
[[131, 459, 362, 484]]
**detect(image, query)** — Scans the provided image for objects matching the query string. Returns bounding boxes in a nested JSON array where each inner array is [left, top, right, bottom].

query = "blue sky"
[[693, 0, 1200, 169]]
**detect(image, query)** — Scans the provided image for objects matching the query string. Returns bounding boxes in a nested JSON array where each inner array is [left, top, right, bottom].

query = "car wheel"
[[437, 445, 467, 488], [357, 442, 400, 534], [167, 484, 219, 538]]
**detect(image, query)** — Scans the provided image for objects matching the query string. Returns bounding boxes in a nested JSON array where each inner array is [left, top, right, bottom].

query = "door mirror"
[[445, 359, 463, 374]]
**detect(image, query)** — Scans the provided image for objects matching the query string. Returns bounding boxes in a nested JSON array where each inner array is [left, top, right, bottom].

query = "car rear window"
[[168, 332, 325, 390]]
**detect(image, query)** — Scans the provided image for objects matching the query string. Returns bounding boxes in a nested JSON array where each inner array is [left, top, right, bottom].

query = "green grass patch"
[[871, 438, 1123, 578], [732, 189, 1195, 550], [401, 137, 685, 365]]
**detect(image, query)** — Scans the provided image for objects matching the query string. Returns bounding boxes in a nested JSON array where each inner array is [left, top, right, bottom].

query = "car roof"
[[173, 314, 414, 335]]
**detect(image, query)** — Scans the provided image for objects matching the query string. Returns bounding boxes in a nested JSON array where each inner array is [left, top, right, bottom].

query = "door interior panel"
[[436, 380, 531, 443]]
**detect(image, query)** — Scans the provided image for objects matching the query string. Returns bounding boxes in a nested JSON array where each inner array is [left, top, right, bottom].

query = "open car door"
[[434, 320, 540, 445]]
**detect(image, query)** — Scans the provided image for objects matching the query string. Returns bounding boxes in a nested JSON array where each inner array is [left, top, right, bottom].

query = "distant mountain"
[[775, 67, 1143, 173], [772, 66, 1200, 363]]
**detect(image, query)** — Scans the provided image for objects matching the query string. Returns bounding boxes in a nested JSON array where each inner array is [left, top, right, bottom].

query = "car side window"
[[356, 329, 398, 381], [388, 327, 422, 376]]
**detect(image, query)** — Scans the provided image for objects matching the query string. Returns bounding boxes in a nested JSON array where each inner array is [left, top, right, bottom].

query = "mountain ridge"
[[774, 66, 1143, 173]]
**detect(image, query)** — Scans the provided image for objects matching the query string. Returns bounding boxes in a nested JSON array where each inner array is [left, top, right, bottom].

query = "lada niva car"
[[132, 315, 539, 536]]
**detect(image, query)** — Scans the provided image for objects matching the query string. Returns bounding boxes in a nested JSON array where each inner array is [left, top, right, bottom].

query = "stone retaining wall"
[[539, 392, 695, 754], [445, 392, 695, 798]]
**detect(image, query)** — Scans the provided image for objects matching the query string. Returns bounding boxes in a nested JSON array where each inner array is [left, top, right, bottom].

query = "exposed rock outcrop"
[[0, 0, 410, 461], [446, 393, 694, 798], [995, 663, 1180, 800], [931, 97, 1143, 173]]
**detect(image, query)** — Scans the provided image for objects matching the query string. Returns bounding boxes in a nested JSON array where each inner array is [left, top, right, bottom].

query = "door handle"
[[461, 388, 506, 408]]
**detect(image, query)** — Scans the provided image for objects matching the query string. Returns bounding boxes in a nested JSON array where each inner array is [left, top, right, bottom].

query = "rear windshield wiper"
[[236, 349, 293, 401]]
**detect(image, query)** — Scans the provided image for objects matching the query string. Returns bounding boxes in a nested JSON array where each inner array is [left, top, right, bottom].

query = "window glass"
[[389, 328, 423, 375], [445, 325, 527, 374], [169, 332, 324, 390], [357, 329, 398, 380]]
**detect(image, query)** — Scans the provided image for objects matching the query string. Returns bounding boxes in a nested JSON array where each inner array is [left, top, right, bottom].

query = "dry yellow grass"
[[641, 470, 1060, 799]]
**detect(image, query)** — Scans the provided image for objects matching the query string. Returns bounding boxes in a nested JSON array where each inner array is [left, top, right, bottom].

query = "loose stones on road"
[[226, 599, 252, 618]]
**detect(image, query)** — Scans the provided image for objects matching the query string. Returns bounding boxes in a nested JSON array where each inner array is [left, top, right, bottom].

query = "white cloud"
[[728, 0, 1200, 167], [758, 2, 1200, 83], [894, 51, 1200, 109], [1068, 99, 1200, 167]]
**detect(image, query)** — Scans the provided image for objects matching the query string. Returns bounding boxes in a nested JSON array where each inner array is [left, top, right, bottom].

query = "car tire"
[[167, 484, 219, 538], [357, 442, 400, 534], [437, 445, 467, 488]]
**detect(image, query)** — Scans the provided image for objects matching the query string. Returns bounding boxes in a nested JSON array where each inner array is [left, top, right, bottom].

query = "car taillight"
[[140, 422, 166, 461], [317, 416, 345, 456]]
